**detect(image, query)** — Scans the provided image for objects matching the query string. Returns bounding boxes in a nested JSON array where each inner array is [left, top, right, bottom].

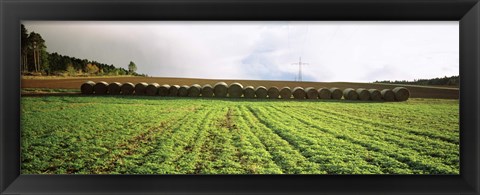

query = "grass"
[[20, 96, 459, 174], [22, 88, 80, 93]]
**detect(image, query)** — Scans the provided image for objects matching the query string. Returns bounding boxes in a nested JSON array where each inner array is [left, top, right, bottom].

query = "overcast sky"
[[22, 21, 458, 82]]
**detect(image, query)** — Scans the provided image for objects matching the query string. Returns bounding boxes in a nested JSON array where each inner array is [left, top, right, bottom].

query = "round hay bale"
[[368, 89, 382, 101], [330, 88, 343, 99], [279, 87, 292, 99], [120, 82, 135, 95], [318, 88, 332, 99], [188, 84, 202, 97], [292, 87, 306, 99], [145, 83, 160, 96], [356, 88, 370, 101], [243, 86, 256, 98], [343, 88, 358, 100], [107, 82, 122, 95], [305, 87, 318, 99], [267, 86, 280, 99], [214, 82, 228, 98], [381, 89, 395, 101], [168, 85, 180, 96], [201, 84, 214, 97], [93, 81, 109, 95], [393, 87, 410, 101], [80, 81, 95, 95], [158, 84, 171, 96], [134, 82, 148, 95], [228, 82, 244, 98], [255, 86, 268, 99], [178, 85, 189, 97]]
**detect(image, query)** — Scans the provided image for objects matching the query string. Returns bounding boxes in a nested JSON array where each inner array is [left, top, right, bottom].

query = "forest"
[[374, 75, 459, 87], [21, 24, 141, 77]]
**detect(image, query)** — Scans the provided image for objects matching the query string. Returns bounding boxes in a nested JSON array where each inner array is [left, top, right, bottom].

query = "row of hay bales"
[[81, 81, 410, 101]]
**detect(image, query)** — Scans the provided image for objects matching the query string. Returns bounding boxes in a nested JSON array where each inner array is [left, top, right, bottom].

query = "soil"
[[21, 76, 459, 99]]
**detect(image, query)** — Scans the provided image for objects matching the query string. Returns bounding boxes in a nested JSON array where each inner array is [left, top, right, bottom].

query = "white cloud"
[[22, 21, 458, 82]]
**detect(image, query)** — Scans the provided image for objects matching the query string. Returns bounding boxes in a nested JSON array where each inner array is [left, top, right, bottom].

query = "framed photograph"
[[1, 0, 479, 194]]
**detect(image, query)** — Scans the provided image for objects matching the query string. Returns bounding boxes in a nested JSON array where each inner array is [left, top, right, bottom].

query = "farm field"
[[21, 76, 459, 99], [21, 96, 459, 174]]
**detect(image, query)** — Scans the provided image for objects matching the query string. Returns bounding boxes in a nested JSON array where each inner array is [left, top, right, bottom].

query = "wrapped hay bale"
[[356, 88, 370, 101], [243, 86, 256, 98], [121, 82, 135, 95], [107, 82, 122, 95], [214, 82, 228, 98], [305, 87, 318, 99], [267, 86, 280, 99], [343, 88, 358, 100], [80, 81, 95, 95], [145, 83, 160, 96], [292, 87, 306, 99], [93, 81, 109, 95], [188, 84, 202, 97], [330, 88, 343, 99], [134, 82, 148, 95], [201, 84, 214, 97], [381, 89, 395, 101], [255, 86, 268, 99], [168, 85, 180, 96], [228, 82, 244, 98], [318, 88, 332, 99], [368, 89, 382, 101], [393, 87, 410, 101], [158, 84, 171, 96], [279, 87, 292, 99], [178, 85, 189, 97]]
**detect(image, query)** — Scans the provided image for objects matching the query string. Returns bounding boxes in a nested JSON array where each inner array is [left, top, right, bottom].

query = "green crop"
[[20, 96, 459, 174]]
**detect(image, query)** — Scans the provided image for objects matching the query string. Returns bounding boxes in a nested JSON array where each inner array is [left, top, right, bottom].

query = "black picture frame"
[[1, 0, 479, 194]]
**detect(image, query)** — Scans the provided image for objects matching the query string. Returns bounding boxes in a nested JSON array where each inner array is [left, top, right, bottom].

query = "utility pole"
[[292, 57, 308, 82]]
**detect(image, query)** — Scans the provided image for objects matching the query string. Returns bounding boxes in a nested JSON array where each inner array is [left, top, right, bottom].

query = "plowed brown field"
[[21, 76, 459, 99]]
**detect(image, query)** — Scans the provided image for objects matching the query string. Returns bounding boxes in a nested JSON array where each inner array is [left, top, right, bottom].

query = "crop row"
[[277, 106, 458, 167], [21, 96, 458, 174], [254, 106, 458, 174], [21, 97, 197, 174]]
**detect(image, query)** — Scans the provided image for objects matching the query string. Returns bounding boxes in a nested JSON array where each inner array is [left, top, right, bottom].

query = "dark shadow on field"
[[22, 93, 396, 103]]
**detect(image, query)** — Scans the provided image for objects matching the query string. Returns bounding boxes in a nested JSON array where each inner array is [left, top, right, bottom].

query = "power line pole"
[[292, 57, 309, 82]]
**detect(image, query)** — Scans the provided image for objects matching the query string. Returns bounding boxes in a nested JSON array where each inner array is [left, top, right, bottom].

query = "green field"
[[21, 96, 459, 174]]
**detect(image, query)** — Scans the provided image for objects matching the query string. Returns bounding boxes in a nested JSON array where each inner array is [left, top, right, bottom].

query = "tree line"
[[21, 24, 144, 77], [374, 75, 459, 86]]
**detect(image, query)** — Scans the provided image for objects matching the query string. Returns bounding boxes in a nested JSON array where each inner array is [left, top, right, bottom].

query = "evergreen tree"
[[128, 61, 137, 75], [27, 32, 47, 73], [21, 24, 29, 72]]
